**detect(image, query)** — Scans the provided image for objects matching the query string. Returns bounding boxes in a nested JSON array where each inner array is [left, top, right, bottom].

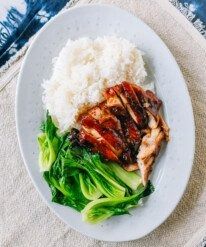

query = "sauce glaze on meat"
[[77, 82, 169, 185]]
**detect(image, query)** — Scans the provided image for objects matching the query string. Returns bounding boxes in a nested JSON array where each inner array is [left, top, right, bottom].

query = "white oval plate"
[[16, 4, 195, 242]]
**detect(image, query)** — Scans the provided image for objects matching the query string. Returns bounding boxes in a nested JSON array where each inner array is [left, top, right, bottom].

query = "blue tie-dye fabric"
[[170, 0, 206, 38], [0, 0, 68, 67]]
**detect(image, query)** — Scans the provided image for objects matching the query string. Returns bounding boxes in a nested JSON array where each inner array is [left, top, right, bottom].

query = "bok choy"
[[37, 113, 61, 171], [79, 173, 102, 200], [82, 182, 154, 223], [63, 147, 126, 198], [109, 162, 142, 191]]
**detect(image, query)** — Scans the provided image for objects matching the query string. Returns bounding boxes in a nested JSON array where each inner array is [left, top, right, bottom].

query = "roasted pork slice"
[[121, 118, 141, 152], [119, 147, 136, 164], [158, 115, 170, 141], [113, 83, 148, 128], [79, 129, 119, 162], [147, 110, 159, 129], [104, 86, 142, 154], [145, 90, 162, 114], [104, 87, 141, 149], [136, 106, 169, 185], [79, 115, 125, 156], [131, 84, 146, 105], [88, 102, 122, 130], [137, 102, 167, 187], [147, 110, 169, 140], [132, 84, 162, 115], [137, 127, 165, 185], [122, 82, 141, 105], [103, 87, 128, 118]]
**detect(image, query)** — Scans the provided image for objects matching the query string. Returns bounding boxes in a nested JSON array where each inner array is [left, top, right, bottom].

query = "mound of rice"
[[43, 36, 148, 132]]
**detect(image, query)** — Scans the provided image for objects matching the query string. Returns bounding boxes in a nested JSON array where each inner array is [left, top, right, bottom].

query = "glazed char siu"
[[104, 87, 141, 151], [80, 114, 125, 156], [79, 129, 119, 162], [78, 82, 169, 183], [132, 84, 162, 115], [113, 83, 148, 128]]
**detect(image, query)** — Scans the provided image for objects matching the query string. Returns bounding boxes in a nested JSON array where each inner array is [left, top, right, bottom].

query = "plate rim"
[[15, 3, 195, 242]]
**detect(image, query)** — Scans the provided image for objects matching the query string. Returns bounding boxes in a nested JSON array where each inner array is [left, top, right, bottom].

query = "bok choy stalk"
[[37, 113, 61, 171], [82, 182, 154, 224], [109, 162, 142, 191], [79, 173, 102, 200]]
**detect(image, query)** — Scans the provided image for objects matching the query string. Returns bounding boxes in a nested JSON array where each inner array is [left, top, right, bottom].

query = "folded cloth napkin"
[[1, 0, 206, 246]]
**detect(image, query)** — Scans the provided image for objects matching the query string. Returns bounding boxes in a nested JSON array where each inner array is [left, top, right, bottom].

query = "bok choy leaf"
[[82, 182, 154, 224], [63, 148, 126, 198], [79, 173, 102, 200]]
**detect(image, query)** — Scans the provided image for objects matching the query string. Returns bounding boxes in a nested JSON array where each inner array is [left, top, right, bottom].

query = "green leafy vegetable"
[[63, 148, 126, 198], [79, 173, 102, 200], [109, 162, 142, 191], [82, 182, 154, 224], [40, 111, 57, 139], [44, 158, 89, 212], [38, 133, 59, 171], [38, 113, 62, 171]]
